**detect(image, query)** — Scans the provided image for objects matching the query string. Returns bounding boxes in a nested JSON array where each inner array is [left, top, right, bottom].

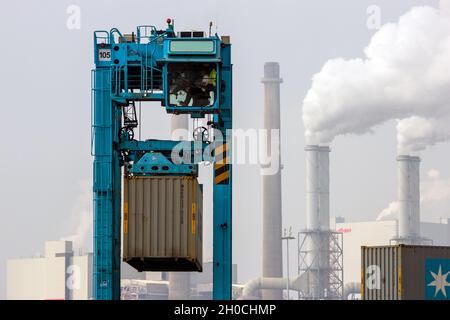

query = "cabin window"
[[167, 63, 217, 107]]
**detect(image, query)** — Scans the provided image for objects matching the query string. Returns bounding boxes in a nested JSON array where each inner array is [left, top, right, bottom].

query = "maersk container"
[[123, 176, 203, 272], [361, 245, 450, 300]]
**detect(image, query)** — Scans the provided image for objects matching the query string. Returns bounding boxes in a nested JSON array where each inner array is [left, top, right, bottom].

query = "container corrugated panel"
[[361, 246, 399, 300], [362, 245, 450, 300], [123, 176, 202, 272]]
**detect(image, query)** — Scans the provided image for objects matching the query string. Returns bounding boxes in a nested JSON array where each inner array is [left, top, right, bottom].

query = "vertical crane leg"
[[112, 103, 122, 299], [212, 51, 233, 299], [93, 67, 121, 300], [213, 135, 232, 300]]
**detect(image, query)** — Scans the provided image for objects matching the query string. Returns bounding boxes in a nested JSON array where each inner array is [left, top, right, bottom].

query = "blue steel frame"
[[92, 22, 232, 300]]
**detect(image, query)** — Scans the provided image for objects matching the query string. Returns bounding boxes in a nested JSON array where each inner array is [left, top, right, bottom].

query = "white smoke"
[[396, 116, 450, 154], [61, 180, 93, 252], [376, 201, 399, 221], [377, 169, 450, 220], [302, 3, 450, 149]]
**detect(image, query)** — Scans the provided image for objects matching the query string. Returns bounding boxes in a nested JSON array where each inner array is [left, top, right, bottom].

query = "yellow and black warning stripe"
[[214, 142, 230, 185]]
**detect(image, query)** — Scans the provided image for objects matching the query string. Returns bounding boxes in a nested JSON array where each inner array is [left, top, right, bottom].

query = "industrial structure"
[[393, 155, 430, 245], [300, 145, 343, 299], [92, 20, 233, 299], [261, 62, 283, 299], [240, 66, 344, 300], [6, 241, 92, 300]]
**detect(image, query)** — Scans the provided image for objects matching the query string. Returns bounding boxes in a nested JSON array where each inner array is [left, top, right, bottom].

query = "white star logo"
[[427, 265, 450, 298]]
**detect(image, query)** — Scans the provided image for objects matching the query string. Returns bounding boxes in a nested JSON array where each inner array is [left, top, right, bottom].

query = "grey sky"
[[1, 0, 447, 299]]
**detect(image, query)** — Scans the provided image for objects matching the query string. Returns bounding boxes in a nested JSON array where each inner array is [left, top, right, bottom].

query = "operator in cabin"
[[185, 69, 216, 107], [169, 66, 216, 107]]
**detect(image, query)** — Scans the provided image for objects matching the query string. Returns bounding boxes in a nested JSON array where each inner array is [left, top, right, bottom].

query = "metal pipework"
[[261, 62, 283, 300], [304, 145, 330, 298], [241, 273, 310, 299], [397, 155, 421, 243]]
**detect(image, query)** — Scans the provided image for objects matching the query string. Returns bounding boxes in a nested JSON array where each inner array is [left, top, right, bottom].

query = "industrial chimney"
[[168, 114, 191, 300], [305, 145, 330, 233], [304, 145, 330, 299], [396, 155, 421, 244], [261, 62, 283, 300]]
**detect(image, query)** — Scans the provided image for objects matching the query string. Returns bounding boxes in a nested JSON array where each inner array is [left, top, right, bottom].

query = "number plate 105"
[[98, 49, 111, 62]]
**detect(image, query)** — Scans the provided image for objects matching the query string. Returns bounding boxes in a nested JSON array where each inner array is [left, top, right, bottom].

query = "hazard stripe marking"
[[214, 143, 230, 185], [215, 171, 230, 184]]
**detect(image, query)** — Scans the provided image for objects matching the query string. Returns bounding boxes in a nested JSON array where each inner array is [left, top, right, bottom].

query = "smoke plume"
[[376, 201, 399, 221], [396, 116, 450, 154], [302, 2, 450, 150]]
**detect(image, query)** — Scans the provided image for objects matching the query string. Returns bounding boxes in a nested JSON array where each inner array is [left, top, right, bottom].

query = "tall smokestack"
[[261, 62, 283, 300], [304, 145, 330, 298], [397, 155, 421, 244], [305, 146, 330, 231], [169, 114, 191, 300]]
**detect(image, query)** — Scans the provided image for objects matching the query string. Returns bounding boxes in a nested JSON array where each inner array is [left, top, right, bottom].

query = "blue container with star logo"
[[425, 259, 450, 300]]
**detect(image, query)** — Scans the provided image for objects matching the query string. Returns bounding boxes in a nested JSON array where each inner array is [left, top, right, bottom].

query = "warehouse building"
[[7, 241, 92, 300]]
